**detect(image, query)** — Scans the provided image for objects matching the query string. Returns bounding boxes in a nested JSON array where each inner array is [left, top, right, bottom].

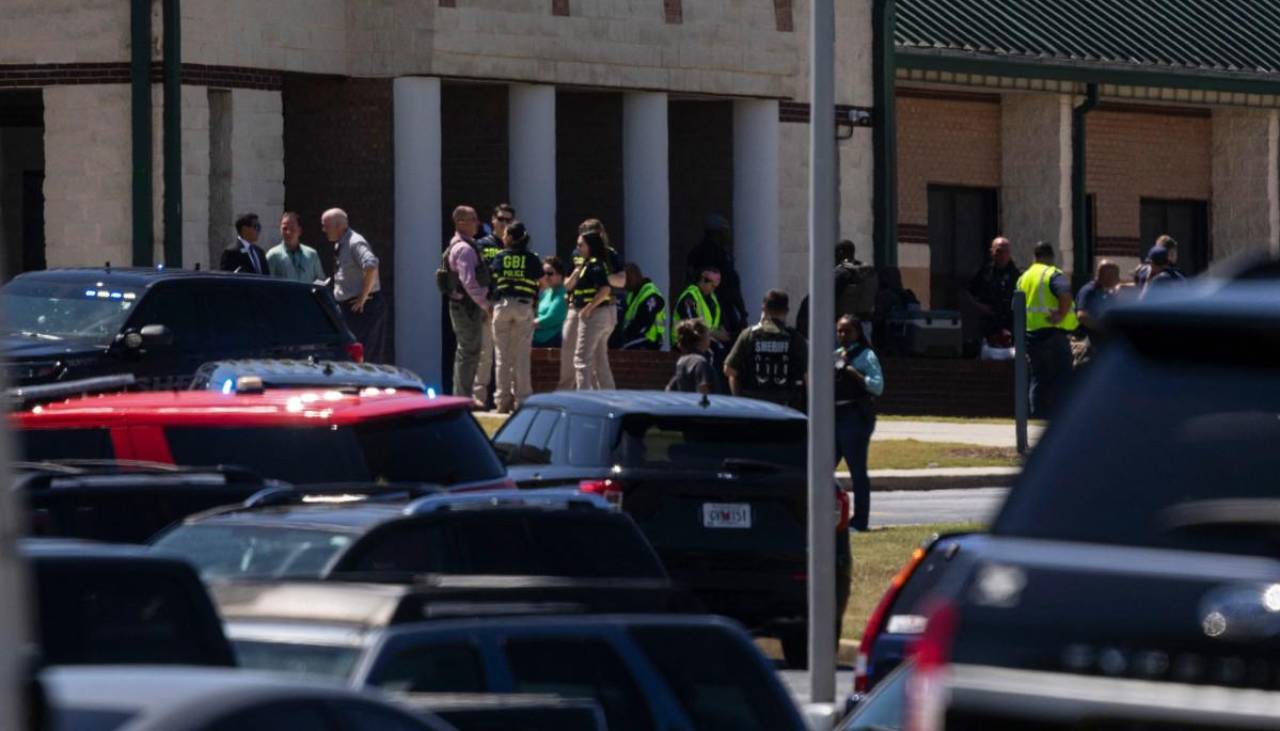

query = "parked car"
[[907, 283, 1280, 729], [1, 268, 358, 389], [16, 462, 282, 544], [838, 660, 910, 731], [491, 390, 851, 666], [11, 388, 509, 490], [24, 539, 234, 667], [853, 530, 978, 693], [191, 359, 425, 393], [152, 489, 669, 582], [42, 665, 452, 731], [399, 694, 605, 731], [231, 613, 806, 731]]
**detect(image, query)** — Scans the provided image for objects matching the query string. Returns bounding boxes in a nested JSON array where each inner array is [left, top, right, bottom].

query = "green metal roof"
[[895, 0, 1280, 82]]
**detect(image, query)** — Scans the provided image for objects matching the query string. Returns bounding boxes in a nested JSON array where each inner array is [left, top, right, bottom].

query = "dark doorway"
[[1140, 198, 1209, 274], [667, 100, 733, 296], [21, 171, 45, 272], [1, 90, 45, 280], [556, 91, 623, 263], [927, 185, 999, 310]]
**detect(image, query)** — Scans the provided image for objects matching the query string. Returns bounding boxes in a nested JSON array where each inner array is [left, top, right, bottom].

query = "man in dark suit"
[[220, 212, 268, 274]]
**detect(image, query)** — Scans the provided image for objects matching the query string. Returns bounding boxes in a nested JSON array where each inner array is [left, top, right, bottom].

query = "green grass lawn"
[[843, 522, 983, 642]]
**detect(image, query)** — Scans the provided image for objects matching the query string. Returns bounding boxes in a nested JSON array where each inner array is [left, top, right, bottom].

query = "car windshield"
[[232, 639, 362, 681], [615, 416, 806, 470], [162, 410, 505, 485], [1, 279, 139, 344], [996, 341, 1280, 557], [152, 525, 354, 579]]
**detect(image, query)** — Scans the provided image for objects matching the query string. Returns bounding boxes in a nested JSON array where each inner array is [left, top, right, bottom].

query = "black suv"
[[491, 390, 851, 667], [909, 284, 1280, 730], [1, 268, 358, 388]]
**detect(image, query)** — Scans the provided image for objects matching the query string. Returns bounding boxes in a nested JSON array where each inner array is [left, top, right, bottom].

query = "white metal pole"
[[808, 0, 838, 707]]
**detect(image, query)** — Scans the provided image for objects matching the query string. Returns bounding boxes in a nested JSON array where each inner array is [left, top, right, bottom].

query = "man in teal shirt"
[[266, 212, 325, 284], [534, 256, 568, 347]]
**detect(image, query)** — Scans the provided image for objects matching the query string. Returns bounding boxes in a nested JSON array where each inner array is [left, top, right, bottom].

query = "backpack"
[[435, 246, 458, 295], [835, 261, 878, 318]]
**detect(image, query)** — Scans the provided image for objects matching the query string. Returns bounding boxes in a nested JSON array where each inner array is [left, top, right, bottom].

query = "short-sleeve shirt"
[[332, 228, 380, 302], [725, 318, 807, 404], [571, 259, 611, 309], [666, 354, 714, 393]]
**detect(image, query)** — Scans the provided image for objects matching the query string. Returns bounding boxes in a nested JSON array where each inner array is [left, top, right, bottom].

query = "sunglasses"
[[542, 269, 556, 276], [495, 215, 514, 223], [701, 277, 718, 285]]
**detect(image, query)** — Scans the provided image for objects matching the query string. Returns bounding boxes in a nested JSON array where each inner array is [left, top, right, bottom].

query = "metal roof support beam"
[[872, 0, 898, 268], [1071, 83, 1099, 289]]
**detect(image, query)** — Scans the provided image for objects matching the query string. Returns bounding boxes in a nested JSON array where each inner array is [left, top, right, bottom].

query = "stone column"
[[1212, 107, 1280, 258], [508, 84, 556, 252], [393, 77, 443, 385], [1000, 92, 1073, 269], [734, 99, 781, 312], [622, 92, 670, 317]]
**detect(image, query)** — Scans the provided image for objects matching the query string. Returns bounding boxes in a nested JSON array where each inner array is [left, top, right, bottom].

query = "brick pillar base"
[[531, 348, 679, 393]]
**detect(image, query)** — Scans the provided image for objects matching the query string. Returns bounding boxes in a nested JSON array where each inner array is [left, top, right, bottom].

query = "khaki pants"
[[472, 312, 495, 405], [557, 307, 579, 390], [492, 298, 535, 411], [574, 305, 614, 391], [594, 303, 617, 389]]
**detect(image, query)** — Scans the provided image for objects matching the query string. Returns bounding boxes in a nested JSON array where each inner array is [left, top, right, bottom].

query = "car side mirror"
[[123, 324, 173, 350]]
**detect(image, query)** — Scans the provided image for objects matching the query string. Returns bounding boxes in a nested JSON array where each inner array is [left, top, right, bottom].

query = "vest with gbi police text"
[[492, 249, 541, 299]]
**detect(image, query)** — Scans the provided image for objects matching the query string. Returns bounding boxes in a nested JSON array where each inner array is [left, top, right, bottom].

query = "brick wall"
[[530, 348, 679, 393], [555, 91, 623, 262], [282, 74, 394, 352], [896, 94, 1003, 227], [1087, 108, 1211, 255], [668, 100, 734, 294]]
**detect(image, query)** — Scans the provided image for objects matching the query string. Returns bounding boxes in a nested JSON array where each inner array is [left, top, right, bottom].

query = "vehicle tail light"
[[579, 479, 623, 510], [836, 486, 850, 532], [905, 601, 958, 731], [855, 546, 927, 692], [346, 342, 365, 363]]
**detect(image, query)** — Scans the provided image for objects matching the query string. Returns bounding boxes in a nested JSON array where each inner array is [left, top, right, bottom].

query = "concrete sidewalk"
[[842, 466, 1020, 491], [873, 419, 1044, 449]]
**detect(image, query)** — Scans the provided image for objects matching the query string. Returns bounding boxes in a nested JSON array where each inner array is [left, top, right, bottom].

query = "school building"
[[0, 0, 1277, 385]]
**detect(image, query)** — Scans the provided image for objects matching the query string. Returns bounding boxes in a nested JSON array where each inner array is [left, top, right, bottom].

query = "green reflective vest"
[[624, 281, 667, 345], [673, 285, 721, 331], [1017, 262, 1078, 332]]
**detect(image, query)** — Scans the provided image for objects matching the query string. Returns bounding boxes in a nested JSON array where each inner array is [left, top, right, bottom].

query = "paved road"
[[870, 487, 1008, 526], [873, 420, 1044, 448]]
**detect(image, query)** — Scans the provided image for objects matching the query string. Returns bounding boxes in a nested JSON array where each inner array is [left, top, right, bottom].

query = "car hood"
[[0, 334, 106, 361]]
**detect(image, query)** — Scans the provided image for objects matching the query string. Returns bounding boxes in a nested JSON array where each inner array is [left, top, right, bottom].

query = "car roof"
[[9, 267, 317, 290], [196, 360, 425, 391], [520, 390, 805, 420], [12, 388, 471, 429], [20, 537, 181, 562]]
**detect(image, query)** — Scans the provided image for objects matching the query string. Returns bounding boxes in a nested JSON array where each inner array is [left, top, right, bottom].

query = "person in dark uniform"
[[835, 314, 884, 532], [966, 236, 1021, 349], [724, 289, 808, 410], [220, 212, 268, 274], [470, 203, 514, 409], [490, 221, 542, 413], [617, 263, 666, 350]]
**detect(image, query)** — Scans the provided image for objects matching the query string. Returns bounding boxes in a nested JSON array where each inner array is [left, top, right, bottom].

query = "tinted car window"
[[568, 415, 611, 466], [492, 408, 538, 464], [203, 701, 334, 731], [371, 642, 487, 693], [1, 278, 139, 345], [35, 563, 225, 666], [257, 287, 341, 343], [152, 524, 354, 579], [125, 283, 209, 349], [164, 410, 503, 485], [517, 409, 563, 465], [505, 638, 651, 731], [331, 699, 439, 731], [630, 625, 800, 731], [995, 346, 1280, 557], [615, 416, 806, 470], [204, 285, 270, 350], [232, 640, 361, 681], [17, 428, 113, 461]]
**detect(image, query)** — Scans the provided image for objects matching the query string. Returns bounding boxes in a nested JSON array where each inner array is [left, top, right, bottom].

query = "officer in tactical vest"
[[1016, 241, 1077, 418], [470, 203, 514, 409], [490, 221, 542, 413], [724, 289, 808, 410], [618, 263, 666, 350], [674, 266, 730, 389]]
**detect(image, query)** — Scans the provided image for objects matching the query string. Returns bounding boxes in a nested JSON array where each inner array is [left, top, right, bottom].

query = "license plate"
[[702, 503, 752, 529]]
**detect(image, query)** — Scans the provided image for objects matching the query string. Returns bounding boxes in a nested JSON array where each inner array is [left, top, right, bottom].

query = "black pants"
[[835, 405, 876, 531], [1027, 328, 1072, 419], [342, 294, 388, 364]]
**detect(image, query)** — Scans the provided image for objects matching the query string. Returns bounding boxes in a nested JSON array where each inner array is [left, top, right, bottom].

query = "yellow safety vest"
[[624, 281, 667, 345], [1017, 262, 1078, 332], [673, 285, 721, 331]]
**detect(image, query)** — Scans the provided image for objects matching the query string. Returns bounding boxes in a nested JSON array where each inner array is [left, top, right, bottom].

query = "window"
[[125, 283, 210, 349], [256, 287, 341, 343], [524, 516, 665, 578], [203, 701, 333, 731], [152, 525, 354, 580], [16, 427, 113, 461], [493, 408, 538, 464], [517, 409, 564, 465], [343, 522, 453, 574], [203, 285, 270, 350], [567, 415, 611, 466], [615, 416, 805, 470], [231, 640, 361, 682], [330, 699, 433, 731], [630, 625, 799, 731], [370, 642, 487, 693], [351, 411, 505, 484], [1, 278, 138, 345], [505, 638, 651, 731]]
